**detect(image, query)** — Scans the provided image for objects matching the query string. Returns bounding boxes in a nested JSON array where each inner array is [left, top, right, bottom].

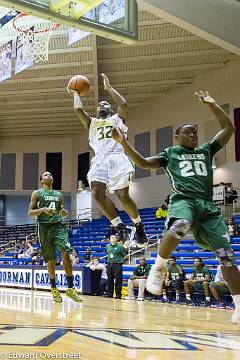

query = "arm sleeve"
[[156, 150, 169, 168], [209, 139, 222, 158], [201, 139, 222, 160]]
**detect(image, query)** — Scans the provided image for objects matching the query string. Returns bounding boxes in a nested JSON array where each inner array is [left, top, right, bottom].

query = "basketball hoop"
[[13, 12, 59, 63]]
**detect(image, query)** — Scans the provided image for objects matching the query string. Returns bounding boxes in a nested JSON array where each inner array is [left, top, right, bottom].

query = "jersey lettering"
[[179, 160, 208, 177]]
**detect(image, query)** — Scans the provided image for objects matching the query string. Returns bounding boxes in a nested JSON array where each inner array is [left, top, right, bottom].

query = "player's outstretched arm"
[[112, 127, 160, 169], [67, 88, 91, 129], [195, 90, 235, 146], [28, 191, 55, 218], [101, 73, 127, 120]]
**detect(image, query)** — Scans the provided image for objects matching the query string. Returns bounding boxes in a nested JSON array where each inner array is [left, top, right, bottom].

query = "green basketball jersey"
[[157, 140, 222, 201], [167, 264, 182, 280], [192, 266, 211, 280], [37, 188, 62, 224]]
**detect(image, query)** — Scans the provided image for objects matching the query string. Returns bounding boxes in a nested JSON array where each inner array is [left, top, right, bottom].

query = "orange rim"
[[13, 12, 59, 35]]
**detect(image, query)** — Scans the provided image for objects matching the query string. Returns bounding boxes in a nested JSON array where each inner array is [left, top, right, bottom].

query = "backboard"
[[0, 0, 138, 44]]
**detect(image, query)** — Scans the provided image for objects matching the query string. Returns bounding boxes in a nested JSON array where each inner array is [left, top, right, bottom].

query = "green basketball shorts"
[[209, 281, 230, 296], [167, 196, 230, 251], [38, 222, 72, 261]]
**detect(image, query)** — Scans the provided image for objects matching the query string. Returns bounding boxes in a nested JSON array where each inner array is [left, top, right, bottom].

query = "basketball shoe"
[[231, 305, 240, 324], [51, 288, 62, 303], [146, 257, 168, 295], [66, 288, 82, 303], [135, 222, 148, 248], [116, 224, 134, 243]]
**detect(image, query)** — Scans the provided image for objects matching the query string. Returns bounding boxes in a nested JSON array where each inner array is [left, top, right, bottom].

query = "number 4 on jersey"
[[49, 201, 56, 210]]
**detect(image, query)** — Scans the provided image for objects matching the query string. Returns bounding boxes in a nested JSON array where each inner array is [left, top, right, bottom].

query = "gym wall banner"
[[0, 267, 32, 288], [33, 268, 82, 291]]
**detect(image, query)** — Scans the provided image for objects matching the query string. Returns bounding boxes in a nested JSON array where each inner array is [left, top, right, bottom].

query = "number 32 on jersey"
[[97, 126, 113, 140], [179, 160, 208, 177]]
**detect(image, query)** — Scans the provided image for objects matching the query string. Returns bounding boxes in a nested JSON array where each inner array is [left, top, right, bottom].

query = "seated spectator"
[[226, 217, 237, 236], [84, 247, 91, 263], [161, 256, 185, 304], [125, 257, 151, 301], [209, 265, 231, 308], [87, 257, 108, 295], [70, 250, 80, 266], [18, 241, 34, 259], [32, 249, 43, 266], [184, 257, 211, 306], [155, 204, 168, 221], [17, 240, 27, 254]]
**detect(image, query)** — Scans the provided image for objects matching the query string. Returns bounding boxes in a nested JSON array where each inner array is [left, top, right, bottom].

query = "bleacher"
[[1, 208, 240, 286], [69, 207, 164, 262]]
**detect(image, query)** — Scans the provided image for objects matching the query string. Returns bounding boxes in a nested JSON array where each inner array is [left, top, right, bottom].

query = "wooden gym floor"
[[0, 287, 239, 360]]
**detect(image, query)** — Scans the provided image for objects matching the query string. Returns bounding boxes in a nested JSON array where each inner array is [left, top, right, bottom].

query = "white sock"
[[111, 216, 122, 227], [176, 294, 180, 299], [131, 216, 141, 224], [186, 294, 191, 300], [232, 294, 240, 308], [206, 297, 210, 301]]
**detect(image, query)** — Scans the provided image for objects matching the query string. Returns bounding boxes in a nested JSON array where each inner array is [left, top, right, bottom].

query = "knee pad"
[[215, 247, 237, 267], [169, 219, 190, 240]]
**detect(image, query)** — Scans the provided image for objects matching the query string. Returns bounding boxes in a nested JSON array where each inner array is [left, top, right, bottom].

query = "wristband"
[[74, 93, 83, 109]]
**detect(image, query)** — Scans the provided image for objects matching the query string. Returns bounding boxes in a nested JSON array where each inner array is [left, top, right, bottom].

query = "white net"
[[13, 13, 58, 63]]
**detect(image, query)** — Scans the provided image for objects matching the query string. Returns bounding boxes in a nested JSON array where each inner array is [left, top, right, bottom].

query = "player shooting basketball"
[[68, 73, 147, 247]]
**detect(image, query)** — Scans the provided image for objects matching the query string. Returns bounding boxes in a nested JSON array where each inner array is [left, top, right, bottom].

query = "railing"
[[0, 206, 99, 231], [96, 233, 160, 265], [126, 233, 159, 264]]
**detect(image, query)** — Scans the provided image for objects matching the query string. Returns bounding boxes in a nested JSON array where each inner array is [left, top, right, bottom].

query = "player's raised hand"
[[101, 73, 111, 91], [112, 127, 125, 144], [67, 87, 77, 96], [67, 87, 83, 109], [194, 90, 216, 104], [59, 208, 69, 219]]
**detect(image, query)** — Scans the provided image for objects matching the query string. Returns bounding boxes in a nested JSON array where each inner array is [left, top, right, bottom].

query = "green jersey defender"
[[28, 171, 82, 304], [112, 90, 240, 324], [156, 139, 228, 251], [36, 187, 72, 262]]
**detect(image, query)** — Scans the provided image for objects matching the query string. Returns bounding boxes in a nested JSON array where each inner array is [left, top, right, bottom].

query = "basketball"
[[68, 75, 90, 96]]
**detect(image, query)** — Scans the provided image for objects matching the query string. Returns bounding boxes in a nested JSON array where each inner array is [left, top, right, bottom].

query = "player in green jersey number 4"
[[28, 171, 82, 303], [112, 91, 240, 324]]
